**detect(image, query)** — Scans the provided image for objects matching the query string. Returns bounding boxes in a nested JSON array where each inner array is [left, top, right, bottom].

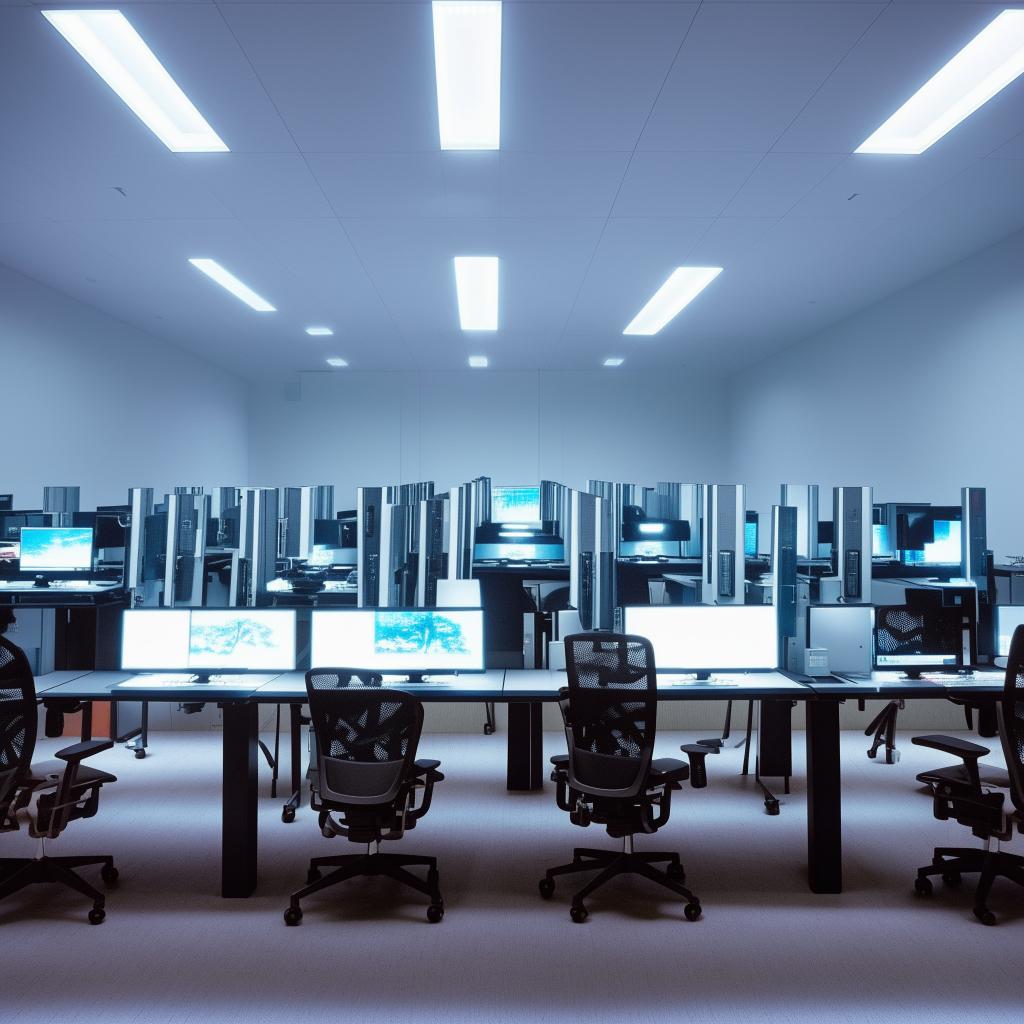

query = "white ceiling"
[[1, 1, 1022, 381]]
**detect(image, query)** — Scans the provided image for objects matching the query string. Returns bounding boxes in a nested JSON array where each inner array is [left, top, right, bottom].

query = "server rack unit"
[[239, 487, 279, 607], [163, 491, 209, 608], [832, 486, 872, 603], [42, 486, 81, 527], [416, 496, 448, 607], [357, 486, 384, 607], [702, 484, 745, 605], [780, 484, 819, 561]]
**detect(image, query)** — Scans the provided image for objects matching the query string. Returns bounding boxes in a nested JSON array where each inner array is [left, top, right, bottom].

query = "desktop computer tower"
[[126, 488, 155, 604], [772, 505, 799, 667], [377, 502, 414, 608], [357, 486, 383, 607], [832, 486, 871, 603], [280, 485, 333, 559], [163, 491, 209, 607], [416, 497, 447, 607], [780, 484, 818, 561], [961, 487, 987, 587], [571, 490, 612, 630], [42, 486, 80, 526], [446, 482, 478, 580], [701, 484, 745, 605], [239, 488, 278, 607]]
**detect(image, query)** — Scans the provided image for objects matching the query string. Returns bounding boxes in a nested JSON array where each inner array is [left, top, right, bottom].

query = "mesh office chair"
[[539, 633, 712, 923], [912, 623, 1024, 925], [284, 672, 445, 925], [0, 635, 118, 924]]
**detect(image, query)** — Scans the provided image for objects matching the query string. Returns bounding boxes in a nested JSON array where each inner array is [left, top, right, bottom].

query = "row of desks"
[[34, 667, 1007, 901]]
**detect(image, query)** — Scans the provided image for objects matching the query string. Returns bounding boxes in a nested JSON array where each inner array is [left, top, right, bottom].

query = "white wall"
[[0, 263, 248, 508], [727, 229, 1024, 560], [248, 369, 729, 502]]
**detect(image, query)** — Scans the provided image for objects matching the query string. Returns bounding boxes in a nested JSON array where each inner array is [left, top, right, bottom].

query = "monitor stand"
[[695, 671, 711, 682], [901, 670, 923, 680], [32, 575, 50, 588]]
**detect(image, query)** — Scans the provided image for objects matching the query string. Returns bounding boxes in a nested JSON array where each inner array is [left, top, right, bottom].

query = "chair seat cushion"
[[916, 763, 1009, 789], [26, 761, 117, 788], [649, 757, 689, 784]]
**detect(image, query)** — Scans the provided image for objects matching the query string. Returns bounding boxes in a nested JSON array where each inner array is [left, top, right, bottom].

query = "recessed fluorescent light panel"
[[326, 357, 348, 368], [188, 259, 275, 312], [454, 256, 499, 330], [305, 327, 333, 336], [856, 11, 1024, 155], [468, 355, 488, 368], [623, 267, 722, 336], [603, 357, 624, 367], [432, 1, 502, 150], [42, 10, 227, 153]]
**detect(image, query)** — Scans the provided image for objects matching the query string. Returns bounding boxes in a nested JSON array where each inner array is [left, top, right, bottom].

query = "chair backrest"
[[562, 633, 657, 800], [999, 623, 1024, 815], [305, 670, 424, 807], [0, 636, 37, 819], [435, 578, 481, 608]]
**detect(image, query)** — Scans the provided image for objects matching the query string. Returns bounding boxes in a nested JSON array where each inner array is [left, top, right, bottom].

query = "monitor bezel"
[[18, 526, 95, 572]]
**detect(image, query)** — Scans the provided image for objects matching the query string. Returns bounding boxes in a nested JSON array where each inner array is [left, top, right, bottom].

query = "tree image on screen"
[[190, 617, 276, 659], [375, 613, 469, 657]]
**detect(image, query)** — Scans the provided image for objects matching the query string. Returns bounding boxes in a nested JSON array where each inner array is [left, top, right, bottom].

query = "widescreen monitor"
[[996, 606, 1024, 658], [809, 605, 873, 676], [121, 609, 297, 673], [310, 609, 485, 673], [19, 527, 94, 571], [490, 486, 541, 524], [903, 519, 961, 566], [873, 605, 961, 673], [622, 605, 778, 672]]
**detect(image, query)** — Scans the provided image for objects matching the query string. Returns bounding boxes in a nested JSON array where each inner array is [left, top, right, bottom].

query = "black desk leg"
[[507, 701, 543, 791], [221, 702, 259, 898], [806, 699, 842, 894]]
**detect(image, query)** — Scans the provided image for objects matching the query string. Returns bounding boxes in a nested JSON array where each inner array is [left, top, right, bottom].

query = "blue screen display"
[[904, 520, 961, 565], [491, 486, 541, 524], [19, 527, 94, 571], [872, 523, 894, 558], [744, 521, 757, 557]]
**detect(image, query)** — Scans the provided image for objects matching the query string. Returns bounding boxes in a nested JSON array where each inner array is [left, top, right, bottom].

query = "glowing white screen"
[[623, 605, 778, 671], [997, 606, 1024, 658], [311, 609, 485, 672], [189, 610, 296, 671], [121, 609, 190, 670]]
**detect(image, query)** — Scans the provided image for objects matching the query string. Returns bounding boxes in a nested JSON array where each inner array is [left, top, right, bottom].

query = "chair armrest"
[[681, 744, 712, 789], [912, 735, 990, 759], [412, 759, 444, 784], [414, 758, 441, 772], [54, 740, 114, 763]]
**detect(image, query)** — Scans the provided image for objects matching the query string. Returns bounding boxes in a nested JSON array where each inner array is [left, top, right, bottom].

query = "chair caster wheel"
[[306, 868, 321, 884], [283, 906, 303, 926], [134, 749, 146, 760], [538, 878, 555, 899], [101, 864, 119, 885], [764, 798, 780, 816], [866, 749, 876, 759], [88, 906, 106, 925], [885, 750, 900, 765], [666, 863, 685, 882], [483, 724, 494, 735], [427, 903, 445, 923], [684, 902, 702, 922], [941, 871, 961, 888], [914, 876, 933, 897], [974, 907, 996, 926], [570, 904, 588, 924], [282, 806, 296, 824]]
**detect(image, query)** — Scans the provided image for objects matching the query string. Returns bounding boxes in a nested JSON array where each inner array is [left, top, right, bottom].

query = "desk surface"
[[503, 669, 810, 700], [808, 669, 1006, 698], [254, 670, 506, 702]]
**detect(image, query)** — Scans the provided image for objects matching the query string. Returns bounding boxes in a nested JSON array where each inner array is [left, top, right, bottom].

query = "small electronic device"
[[490, 486, 541, 525], [996, 606, 1024, 658], [121, 609, 297, 674], [809, 604, 873, 676], [803, 648, 830, 677], [310, 608, 485, 675], [622, 605, 778, 673], [19, 527, 94, 572], [718, 550, 735, 598]]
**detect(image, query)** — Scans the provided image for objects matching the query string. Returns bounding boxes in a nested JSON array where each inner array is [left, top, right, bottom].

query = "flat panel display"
[[903, 519, 961, 566], [490, 486, 541, 524], [996, 606, 1024, 658], [121, 609, 296, 672], [19, 527, 94, 571], [311, 609, 485, 673], [622, 605, 778, 671], [874, 605, 960, 670]]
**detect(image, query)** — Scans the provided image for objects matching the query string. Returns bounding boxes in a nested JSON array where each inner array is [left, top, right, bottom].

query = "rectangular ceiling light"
[[42, 10, 228, 153], [305, 326, 333, 336], [189, 259, 275, 312], [432, 1, 501, 150], [454, 256, 499, 330], [856, 11, 1024, 155], [326, 357, 348, 368], [623, 267, 722, 336], [603, 357, 624, 367], [468, 355, 489, 368]]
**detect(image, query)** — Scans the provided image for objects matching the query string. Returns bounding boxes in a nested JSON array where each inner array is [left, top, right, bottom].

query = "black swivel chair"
[[0, 635, 119, 924], [284, 672, 445, 925], [912, 623, 1024, 925], [539, 633, 712, 923]]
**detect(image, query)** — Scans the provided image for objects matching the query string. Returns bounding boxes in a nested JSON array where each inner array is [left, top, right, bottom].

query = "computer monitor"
[[120, 609, 297, 673], [902, 518, 961, 566], [490, 486, 541, 524], [809, 605, 873, 676], [0, 541, 19, 565], [19, 527, 94, 571], [744, 512, 758, 558], [473, 542, 564, 562], [618, 540, 681, 559], [622, 605, 778, 673], [872, 523, 894, 559], [996, 606, 1024, 658], [873, 605, 961, 674], [310, 609, 485, 674]]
